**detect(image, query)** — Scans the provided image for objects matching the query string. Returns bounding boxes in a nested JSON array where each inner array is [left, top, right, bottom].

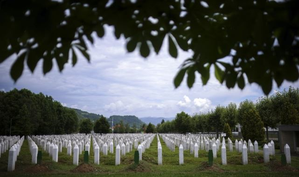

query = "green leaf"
[[76, 45, 90, 62], [284, 60, 298, 82], [225, 71, 237, 88], [114, 26, 121, 39], [43, 57, 53, 75], [174, 68, 187, 88], [150, 34, 165, 54], [173, 33, 188, 51], [214, 64, 224, 83], [71, 48, 77, 66], [201, 64, 210, 85], [140, 41, 150, 58], [274, 72, 283, 88], [187, 68, 195, 88], [168, 35, 178, 58], [10, 52, 26, 82], [237, 74, 245, 90], [55, 56, 65, 72], [261, 74, 272, 95], [96, 25, 105, 38], [126, 38, 138, 53], [26, 49, 40, 73], [79, 38, 87, 50], [86, 34, 94, 44]]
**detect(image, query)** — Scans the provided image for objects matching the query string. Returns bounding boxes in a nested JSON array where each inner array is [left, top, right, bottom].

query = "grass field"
[[0, 135, 298, 177]]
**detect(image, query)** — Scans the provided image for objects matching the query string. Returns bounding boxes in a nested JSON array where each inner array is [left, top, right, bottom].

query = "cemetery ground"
[[0, 135, 299, 177]]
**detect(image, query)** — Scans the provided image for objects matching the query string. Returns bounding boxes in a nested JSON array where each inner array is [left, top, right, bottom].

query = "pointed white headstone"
[[73, 144, 79, 166], [179, 144, 184, 165], [94, 145, 99, 165], [263, 144, 269, 163], [194, 143, 199, 158], [242, 144, 248, 165], [221, 143, 227, 165], [284, 144, 291, 164], [115, 145, 120, 165], [254, 141, 258, 153], [212, 143, 217, 158], [158, 144, 162, 165]]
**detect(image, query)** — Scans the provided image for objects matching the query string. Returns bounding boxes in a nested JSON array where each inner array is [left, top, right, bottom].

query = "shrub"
[[223, 123, 232, 139]]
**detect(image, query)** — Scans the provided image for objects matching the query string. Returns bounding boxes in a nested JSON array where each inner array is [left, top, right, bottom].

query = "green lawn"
[[0, 135, 298, 177]]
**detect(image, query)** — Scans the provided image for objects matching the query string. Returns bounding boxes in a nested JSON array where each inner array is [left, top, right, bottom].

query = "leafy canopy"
[[1, 0, 299, 94]]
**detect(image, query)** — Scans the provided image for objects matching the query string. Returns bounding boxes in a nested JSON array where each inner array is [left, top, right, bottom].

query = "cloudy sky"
[[0, 27, 298, 118]]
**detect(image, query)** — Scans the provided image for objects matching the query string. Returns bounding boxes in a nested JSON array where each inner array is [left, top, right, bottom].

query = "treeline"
[[155, 87, 299, 142], [0, 89, 79, 136]]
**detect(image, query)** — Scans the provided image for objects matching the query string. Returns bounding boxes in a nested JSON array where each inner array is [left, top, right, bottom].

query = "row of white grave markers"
[[5, 133, 293, 171], [27, 136, 38, 164], [0, 136, 22, 159], [7, 136, 24, 171], [158, 134, 292, 166], [157, 135, 162, 165]]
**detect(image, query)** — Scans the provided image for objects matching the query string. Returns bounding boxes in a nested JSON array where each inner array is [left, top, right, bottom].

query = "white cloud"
[[193, 98, 212, 112], [177, 96, 214, 115], [104, 101, 125, 112]]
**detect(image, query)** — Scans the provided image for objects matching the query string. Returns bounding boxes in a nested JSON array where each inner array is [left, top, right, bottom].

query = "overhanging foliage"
[[0, 0, 298, 94]]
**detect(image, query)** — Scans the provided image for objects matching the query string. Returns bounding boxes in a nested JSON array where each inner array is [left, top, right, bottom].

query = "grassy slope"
[[0, 135, 298, 177]]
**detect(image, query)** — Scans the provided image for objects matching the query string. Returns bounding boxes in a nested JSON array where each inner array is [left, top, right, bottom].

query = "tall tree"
[[94, 116, 110, 133], [237, 100, 255, 125], [241, 108, 265, 143], [256, 96, 278, 141], [174, 112, 193, 134], [222, 103, 238, 130], [79, 119, 93, 134], [146, 123, 155, 133], [208, 106, 225, 138], [271, 87, 299, 125]]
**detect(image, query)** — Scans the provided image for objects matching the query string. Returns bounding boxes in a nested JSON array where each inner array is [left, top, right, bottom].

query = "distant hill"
[[72, 108, 102, 121], [71, 108, 145, 127], [107, 115, 144, 128], [140, 117, 175, 126]]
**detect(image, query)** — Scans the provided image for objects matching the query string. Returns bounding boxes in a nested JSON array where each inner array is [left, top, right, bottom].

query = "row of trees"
[[0, 89, 79, 136], [0, 88, 158, 135], [156, 87, 299, 143]]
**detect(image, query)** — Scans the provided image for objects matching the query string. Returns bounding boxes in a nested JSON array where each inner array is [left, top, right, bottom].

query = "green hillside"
[[107, 115, 144, 128], [72, 108, 102, 121]]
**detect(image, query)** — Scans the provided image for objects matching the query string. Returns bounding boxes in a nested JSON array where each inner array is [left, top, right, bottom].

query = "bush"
[[223, 123, 232, 139]]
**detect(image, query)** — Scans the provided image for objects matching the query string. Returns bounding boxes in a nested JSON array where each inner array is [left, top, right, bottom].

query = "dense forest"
[[0, 89, 78, 136]]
